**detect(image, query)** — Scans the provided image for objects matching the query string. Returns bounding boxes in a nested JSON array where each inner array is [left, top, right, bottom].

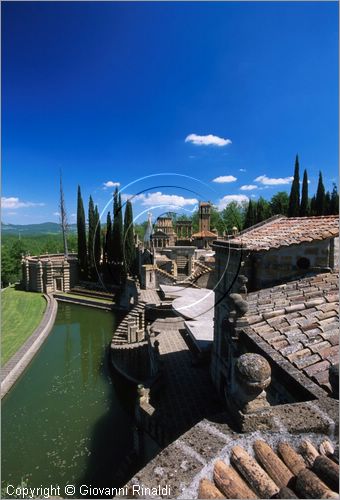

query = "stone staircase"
[[111, 301, 146, 346], [181, 260, 213, 287], [154, 266, 177, 285]]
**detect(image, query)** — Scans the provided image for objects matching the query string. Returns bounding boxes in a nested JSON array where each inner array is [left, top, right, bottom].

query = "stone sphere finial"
[[232, 353, 272, 414], [236, 353, 271, 392]]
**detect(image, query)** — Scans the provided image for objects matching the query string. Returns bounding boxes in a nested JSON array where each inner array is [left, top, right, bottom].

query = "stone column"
[[63, 258, 70, 292], [45, 259, 54, 293], [36, 260, 43, 293], [24, 259, 30, 291]]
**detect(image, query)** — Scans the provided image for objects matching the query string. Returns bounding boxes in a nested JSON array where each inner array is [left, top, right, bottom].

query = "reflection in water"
[[1, 303, 138, 498]]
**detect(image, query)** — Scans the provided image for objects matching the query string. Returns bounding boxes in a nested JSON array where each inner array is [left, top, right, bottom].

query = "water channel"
[[2, 302, 155, 498]]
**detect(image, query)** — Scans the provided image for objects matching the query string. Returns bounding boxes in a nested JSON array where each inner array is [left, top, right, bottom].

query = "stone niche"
[[22, 254, 79, 293]]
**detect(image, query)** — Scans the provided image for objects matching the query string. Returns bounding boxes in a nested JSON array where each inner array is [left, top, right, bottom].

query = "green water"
[[2, 302, 138, 498]]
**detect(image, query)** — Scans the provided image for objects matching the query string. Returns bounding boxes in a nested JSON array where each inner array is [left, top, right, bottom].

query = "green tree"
[[255, 197, 271, 224], [330, 183, 339, 215], [315, 171, 326, 215], [123, 200, 136, 276], [244, 200, 257, 228], [299, 169, 309, 216], [88, 196, 96, 278], [105, 212, 113, 263], [94, 205, 101, 272], [112, 188, 124, 283], [270, 191, 289, 216], [288, 154, 300, 217], [325, 191, 331, 215], [77, 186, 87, 276], [220, 201, 245, 234], [310, 195, 317, 216]]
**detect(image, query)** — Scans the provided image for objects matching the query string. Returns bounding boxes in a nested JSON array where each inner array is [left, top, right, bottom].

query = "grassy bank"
[[1, 286, 46, 364]]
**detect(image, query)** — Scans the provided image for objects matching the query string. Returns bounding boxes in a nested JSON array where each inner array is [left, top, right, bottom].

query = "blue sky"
[[2, 1, 338, 225]]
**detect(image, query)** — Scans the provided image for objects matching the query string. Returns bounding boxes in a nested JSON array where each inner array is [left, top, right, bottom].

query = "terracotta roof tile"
[[241, 272, 339, 392], [230, 215, 339, 251], [192, 230, 217, 238]]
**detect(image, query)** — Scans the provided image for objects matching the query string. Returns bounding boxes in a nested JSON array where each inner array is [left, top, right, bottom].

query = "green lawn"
[[1, 286, 46, 365]]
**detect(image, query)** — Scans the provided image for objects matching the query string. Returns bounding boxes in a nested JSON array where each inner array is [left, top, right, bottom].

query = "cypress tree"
[[299, 169, 309, 216], [330, 183, 339, 214], [112, 188, 124, 283], [310, 195, 317, 216], [88, 196, 95, 278], [256, 197, 270, 224], [244, 200, 256, 229], [288, 154, 300, 217], [123, 200, 136, 276], [94, 205, 101, 271], [105, 212, 113, 263], [315, 171, 326, 215], [324, 192, 331, 215], [77, 185, 87, 275], [102, 233, 106, 266]]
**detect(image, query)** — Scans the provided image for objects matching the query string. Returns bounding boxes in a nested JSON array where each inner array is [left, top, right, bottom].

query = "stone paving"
[[150, 318, 223, 441], [140, 288, 161, 305]]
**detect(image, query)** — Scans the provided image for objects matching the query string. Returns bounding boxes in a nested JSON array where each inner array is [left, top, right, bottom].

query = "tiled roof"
[[230, 215, 339, 251], [199, 437, 339, 499], [192, 230, 217, 238], [243, 272, 339, 393]]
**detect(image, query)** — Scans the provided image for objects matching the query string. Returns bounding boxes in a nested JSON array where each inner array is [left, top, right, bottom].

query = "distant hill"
[[1, 222, 77, 236]]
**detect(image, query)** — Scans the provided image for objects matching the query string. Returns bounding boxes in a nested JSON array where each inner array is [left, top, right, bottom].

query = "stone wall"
[[251, 238, 335, 290], [213, 238, 337, 295], [22, 254, 78, 293]]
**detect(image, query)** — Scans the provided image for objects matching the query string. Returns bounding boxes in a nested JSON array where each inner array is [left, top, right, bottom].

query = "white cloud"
[[254, 175, 293, 186], [185, 133, 232, 147], [239, 168, 246, 172], [140, 192, 198, 208], [212, 175, 237, 183], [240, 184, 258, 191], [1, 197, 45, 209], [122, 192, 198, 208], [103, 181, 120, 189], [53, 211, 60, 217], [217, 194, 249, 210]]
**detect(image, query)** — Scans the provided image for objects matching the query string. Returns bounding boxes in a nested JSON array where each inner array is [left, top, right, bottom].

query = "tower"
[[198, 202, 211, 233]]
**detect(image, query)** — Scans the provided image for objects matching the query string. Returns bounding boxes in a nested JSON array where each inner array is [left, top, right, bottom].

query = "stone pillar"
[[36, 260, 44, 293], [45, 259, 54, 293], [24, 259, 30, 291], [63, 258, 70, 292], [231, 353, 271, 414]]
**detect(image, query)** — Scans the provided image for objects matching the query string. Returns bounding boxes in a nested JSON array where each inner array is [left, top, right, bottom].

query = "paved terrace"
[[150, 316, 222, 440], [160, 285, 214, 352]]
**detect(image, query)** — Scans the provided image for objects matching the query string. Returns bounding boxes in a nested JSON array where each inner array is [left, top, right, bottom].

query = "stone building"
[[211, 215, 339, 411], [21, 254, 79, 293], [192, 202, 217, 248], [151, 216, 177, 248], [213, 215, 339, 295]]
